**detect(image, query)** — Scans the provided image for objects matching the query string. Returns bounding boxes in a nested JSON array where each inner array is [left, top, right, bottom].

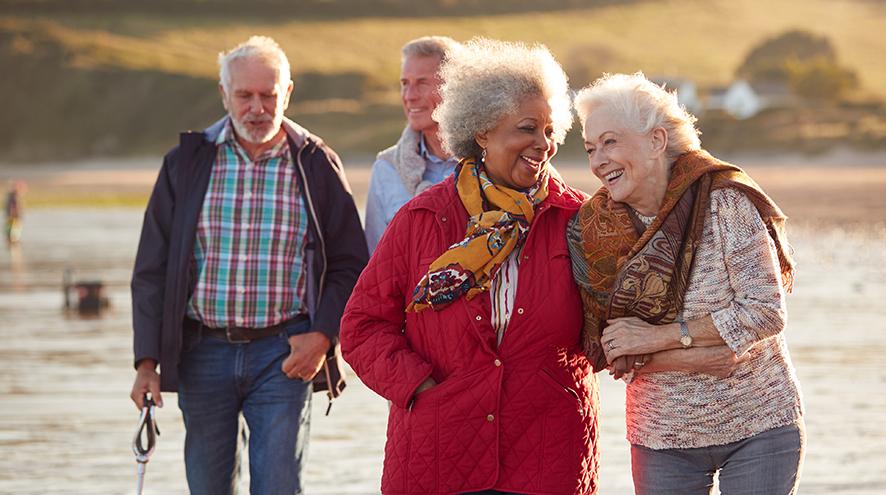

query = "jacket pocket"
[[405, 370, 493, 493], [540, 367, 581, 405]]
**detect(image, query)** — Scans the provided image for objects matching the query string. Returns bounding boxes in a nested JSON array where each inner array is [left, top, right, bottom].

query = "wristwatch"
[[679, 321, 693, 348]]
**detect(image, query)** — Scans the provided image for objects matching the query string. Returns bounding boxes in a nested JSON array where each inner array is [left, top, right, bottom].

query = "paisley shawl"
[[570, 149, 795, 371]]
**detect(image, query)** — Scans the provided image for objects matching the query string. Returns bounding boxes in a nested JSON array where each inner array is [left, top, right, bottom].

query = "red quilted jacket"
[[341, 174, 599, 495]]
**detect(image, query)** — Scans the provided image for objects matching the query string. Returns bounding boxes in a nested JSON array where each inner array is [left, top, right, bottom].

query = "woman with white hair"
[[342, 38, 599, 494], [569, 72, 804, 494]]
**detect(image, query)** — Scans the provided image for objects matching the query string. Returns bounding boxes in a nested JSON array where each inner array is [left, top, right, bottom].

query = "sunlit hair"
[[401, 35, 459, 63], [574, 72, 701, 162], [218, 36, 291, 93], [433, 37, 573, 160]]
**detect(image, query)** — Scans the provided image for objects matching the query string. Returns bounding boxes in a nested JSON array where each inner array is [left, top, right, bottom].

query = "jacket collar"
[[203, 115, 311, 149], [407, 165, 587, 215]]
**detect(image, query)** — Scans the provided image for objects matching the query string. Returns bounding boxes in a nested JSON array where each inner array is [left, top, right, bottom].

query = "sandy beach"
[[1, 150, 884, 493]]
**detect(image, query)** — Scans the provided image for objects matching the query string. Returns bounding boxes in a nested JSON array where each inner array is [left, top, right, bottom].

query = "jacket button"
[[517, 308, 524, 315], [475, 315, 482, 321], [494, 359, 502, 367], [486, 414, 495, 422]]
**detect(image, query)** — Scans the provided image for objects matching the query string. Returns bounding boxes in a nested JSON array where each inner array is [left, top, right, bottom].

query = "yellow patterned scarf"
[[407, 158, 549, 313]]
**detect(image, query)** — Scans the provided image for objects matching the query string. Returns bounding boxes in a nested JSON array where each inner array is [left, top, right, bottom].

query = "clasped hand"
[[281, 331, 331, 381], [601, 316, 665, 363]]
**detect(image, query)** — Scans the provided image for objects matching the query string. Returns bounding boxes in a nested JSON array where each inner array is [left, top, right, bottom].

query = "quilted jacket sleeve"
[[340, 208, 434, 409]]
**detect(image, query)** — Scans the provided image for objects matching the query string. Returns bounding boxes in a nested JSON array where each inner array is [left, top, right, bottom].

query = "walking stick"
[[132, 393, 160, 495]]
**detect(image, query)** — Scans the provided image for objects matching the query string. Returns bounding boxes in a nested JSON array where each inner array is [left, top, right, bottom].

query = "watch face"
[[680, 335, 693, 347]]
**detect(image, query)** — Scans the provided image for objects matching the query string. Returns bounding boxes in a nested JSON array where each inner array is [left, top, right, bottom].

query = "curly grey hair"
[[574, 72, 701, 163], [218, 36, 291, 93], [433, 37, 573, 160]]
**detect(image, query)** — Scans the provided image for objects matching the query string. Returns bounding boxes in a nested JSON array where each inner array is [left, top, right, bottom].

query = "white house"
[[707, 80, 761, 119], [706, 80, 796, 119], [650, 76, 703, 114]]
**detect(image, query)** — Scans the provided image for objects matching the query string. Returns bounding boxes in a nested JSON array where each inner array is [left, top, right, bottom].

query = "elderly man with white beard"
[[129, 36, 367, 495]]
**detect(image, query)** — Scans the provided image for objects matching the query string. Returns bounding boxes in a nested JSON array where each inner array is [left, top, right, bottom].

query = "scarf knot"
[[407, 158, 548, 313]]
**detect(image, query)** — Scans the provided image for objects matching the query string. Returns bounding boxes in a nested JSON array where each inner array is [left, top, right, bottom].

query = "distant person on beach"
[[342, 38, 600, 494], [4, 181, 23, 245], [129, 36, 368, 494], [363, 36, 460, 253], [568, 72, 805, 494]]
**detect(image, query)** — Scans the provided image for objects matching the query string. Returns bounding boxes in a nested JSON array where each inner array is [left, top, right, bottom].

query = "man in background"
[[364, 36, 460, 253], [129, 36, 367, 494]]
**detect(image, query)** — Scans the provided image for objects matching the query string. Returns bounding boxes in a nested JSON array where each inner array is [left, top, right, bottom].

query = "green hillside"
[[3, 0, 886, 161]]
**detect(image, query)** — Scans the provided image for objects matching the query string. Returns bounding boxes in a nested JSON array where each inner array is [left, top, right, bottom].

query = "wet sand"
[[1, 152, 885, 493]]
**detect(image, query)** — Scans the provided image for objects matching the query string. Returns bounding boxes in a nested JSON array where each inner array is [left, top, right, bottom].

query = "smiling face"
[[400, 54, 444, 135], [582, 105, 670, 214], [476, 95, 556, 190], [220, 56, 293, 145]]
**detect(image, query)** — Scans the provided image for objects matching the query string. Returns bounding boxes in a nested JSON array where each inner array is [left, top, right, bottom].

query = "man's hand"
[[281, 332, 331, 381], [130, 359, 163, 410]]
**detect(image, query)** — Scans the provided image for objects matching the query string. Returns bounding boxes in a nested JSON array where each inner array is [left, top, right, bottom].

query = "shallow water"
[[1, 209, 884, 494]]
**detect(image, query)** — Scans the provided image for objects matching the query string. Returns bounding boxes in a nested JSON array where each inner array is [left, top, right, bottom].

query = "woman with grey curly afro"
[[341, 38, 600, 494]]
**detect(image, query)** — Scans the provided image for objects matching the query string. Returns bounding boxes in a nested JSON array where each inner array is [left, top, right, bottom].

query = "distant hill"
[[2, 0, 886, 162], [0, 0, 635, 18]]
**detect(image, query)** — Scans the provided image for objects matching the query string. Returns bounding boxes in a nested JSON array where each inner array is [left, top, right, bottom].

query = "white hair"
[[401, 35, 459, 63], [574, 72, 701, 162], [218, 36, 291, 93], [433, 37, 573, 160]]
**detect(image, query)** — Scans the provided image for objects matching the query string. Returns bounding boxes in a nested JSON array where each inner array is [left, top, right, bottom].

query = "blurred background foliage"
[[2, 0, 886, 162], [736, 29, 860, 100]]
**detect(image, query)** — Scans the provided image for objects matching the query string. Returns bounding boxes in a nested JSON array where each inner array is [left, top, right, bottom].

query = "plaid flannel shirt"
[[187, 121, 309, 329]]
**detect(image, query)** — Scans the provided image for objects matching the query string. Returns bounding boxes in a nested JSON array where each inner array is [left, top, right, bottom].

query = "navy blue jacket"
[[131, 117, 368, 392]]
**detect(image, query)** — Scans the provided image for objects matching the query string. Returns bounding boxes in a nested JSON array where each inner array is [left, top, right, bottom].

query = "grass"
[[7, 0, 885, 90], [25, 191, 151, 208], [2, 0, 886, 161]]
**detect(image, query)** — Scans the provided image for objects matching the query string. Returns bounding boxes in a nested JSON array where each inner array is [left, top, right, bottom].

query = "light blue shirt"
[[364, 135, 457, 253]]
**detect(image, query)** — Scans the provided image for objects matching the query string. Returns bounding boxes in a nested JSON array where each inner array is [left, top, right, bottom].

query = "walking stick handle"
[[132, 393, 160, 463]]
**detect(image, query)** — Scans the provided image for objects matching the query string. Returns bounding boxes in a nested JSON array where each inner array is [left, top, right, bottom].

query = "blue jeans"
[[631, 422, 805, 495], [178, 322, 312, 495]]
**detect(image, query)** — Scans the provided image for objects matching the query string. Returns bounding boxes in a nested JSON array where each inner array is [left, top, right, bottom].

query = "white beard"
[[230, 113, 283, 144]]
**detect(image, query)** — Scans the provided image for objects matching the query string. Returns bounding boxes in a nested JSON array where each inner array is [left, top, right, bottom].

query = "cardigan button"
[[441, 216, 448, 222], [475, 315, 482, 321], [494, 359, 502, 367], [486, 414, 495, 422], [517, 307, 524, 315]]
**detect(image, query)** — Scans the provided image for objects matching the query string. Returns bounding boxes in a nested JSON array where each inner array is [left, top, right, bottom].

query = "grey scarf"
[[376, 125, 436, 196]]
